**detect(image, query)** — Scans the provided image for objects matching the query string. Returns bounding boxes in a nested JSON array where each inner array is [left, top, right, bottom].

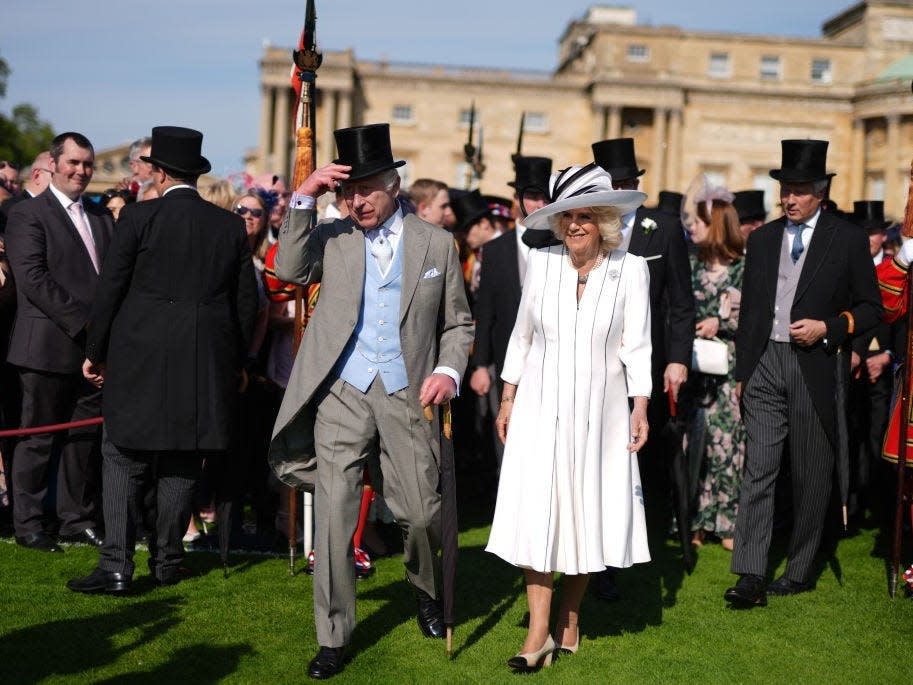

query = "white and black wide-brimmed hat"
[[522, 164, 647, 231]]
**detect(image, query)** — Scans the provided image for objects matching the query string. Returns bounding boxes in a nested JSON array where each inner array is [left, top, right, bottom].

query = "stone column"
[[594, 106, 608, 143], [320, 89, 337, 168], [258, 86, 274, 176], [607, 105, 622, 141], [652, 108, 668, 196], [667, 108, 682, 192], [850, 117, 865, 203], [273, 86, 291, 178], [886, 114, 900, 216]]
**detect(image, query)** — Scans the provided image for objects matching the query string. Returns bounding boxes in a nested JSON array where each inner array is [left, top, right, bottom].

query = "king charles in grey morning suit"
[[725, 140, 882, 606], [268, 124, 473, 677]]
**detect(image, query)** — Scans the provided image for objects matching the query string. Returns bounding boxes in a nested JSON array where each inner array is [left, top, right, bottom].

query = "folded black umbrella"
[[662, 396, 696, 573]]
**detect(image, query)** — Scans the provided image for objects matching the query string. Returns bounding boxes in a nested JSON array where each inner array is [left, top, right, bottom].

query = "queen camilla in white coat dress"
[[486, 242, 653, 572], [485, 164, 652, 672]]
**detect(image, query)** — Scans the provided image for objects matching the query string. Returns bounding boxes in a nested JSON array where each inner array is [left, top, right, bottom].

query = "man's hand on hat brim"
[[298, 163, 351, 198]]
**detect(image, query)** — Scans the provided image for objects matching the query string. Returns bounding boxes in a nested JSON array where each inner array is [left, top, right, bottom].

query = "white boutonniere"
[[640, 217, 658, 234]]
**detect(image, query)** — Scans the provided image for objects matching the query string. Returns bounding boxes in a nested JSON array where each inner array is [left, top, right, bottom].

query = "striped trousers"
[[97, 428, 204, 579], [731, 342, 834, 583]]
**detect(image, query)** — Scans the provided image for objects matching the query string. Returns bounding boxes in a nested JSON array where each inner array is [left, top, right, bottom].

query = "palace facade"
[[256, 1, 913, 218]]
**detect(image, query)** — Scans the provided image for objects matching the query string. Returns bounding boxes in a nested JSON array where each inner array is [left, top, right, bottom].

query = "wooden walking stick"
[[285, 0, 322, 576]]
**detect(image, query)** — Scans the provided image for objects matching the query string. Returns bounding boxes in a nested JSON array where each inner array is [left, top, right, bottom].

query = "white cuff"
[[433, 366, 461, 397], [291, 192, 316, 210]]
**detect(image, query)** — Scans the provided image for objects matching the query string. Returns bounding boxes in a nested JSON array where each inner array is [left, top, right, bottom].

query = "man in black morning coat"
[[724, 140, 881, 607], [67, 127, 258, 594], [524, 138, 695, 600]]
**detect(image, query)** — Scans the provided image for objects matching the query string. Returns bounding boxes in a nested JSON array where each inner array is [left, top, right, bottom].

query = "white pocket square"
[[423, 267, 441, 279], [644, 255, 663, 261]]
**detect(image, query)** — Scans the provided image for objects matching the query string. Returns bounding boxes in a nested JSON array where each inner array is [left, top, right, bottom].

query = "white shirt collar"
[[49, 182, 80, 211], [163, 184, 195, 196], [789, 208, 821, 231]]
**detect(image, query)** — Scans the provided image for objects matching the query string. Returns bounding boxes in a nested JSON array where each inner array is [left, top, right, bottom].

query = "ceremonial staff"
[[462, 101, 485, 189], [889, 81, 913, 597], [511, 111, 526, 165], [287, 0, 322, 575]]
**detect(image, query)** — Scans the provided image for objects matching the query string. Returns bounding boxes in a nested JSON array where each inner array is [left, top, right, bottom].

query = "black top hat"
[[733, 190, 767, 223], [851, 200, 891, 232], [451, 189, 491, 232], [655, 190, 683, 217], [509, 156, 552, 191], [769, 140, 835, 183], [333, 124, 405, 182], [141, 126, 211, 175], [591, 138, 645, 181]]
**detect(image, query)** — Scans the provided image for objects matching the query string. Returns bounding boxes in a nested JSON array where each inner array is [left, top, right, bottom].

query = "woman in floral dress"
[[680, 178, 745, 550]]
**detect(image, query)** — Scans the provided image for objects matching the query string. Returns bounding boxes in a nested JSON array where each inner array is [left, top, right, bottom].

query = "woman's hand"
[[628, 397, 649, 453], [496, 382, 518, 444], [695, 316, 720, 339]]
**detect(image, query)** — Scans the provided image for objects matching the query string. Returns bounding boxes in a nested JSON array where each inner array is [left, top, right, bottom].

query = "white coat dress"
[[486, 245, 653, 574]]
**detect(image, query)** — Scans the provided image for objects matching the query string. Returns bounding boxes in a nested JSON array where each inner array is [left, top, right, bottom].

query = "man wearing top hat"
[[67, 126, 259, 594], [468, 157, 550, 415], [523, 138, 694, 600], [724, 140, 881, 607], [268, 123, 473, 679], [847, 200, 899, 530], [464, 157, 551, 489], [733, 189, 768, 239]]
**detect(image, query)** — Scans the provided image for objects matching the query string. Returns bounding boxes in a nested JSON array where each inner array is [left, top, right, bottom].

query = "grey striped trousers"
[[731, 342, 834, 583]]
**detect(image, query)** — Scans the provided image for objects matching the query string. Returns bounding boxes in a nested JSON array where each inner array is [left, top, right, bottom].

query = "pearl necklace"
[[569, 250, 605, 284]]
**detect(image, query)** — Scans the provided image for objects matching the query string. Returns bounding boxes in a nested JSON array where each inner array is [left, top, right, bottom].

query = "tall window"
[[811, 59, 832, 84], [708, 52, 731, 79], [392, 104, 414, 124], [626, 44, 650, 63], [524, 112, 549, 133], [760, 55, 782, 81]]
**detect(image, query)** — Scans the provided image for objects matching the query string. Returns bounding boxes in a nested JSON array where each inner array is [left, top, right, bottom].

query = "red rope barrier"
[[0, 416, 104, 438]]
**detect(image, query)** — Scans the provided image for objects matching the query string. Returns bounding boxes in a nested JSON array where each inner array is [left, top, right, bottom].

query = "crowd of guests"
[[0, 123, 911, 679]]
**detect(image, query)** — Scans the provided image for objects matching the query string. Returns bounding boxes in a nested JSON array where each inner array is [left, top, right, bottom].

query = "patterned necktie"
[[790, 224, 804, 264], [370, 228, 393, 274], [68, 202, 100, 273]]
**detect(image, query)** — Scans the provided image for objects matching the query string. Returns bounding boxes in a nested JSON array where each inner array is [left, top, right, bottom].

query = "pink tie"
[[68, 202, 100, 273]]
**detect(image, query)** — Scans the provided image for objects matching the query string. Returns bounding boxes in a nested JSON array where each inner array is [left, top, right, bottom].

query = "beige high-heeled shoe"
[[555, 624, 579, 655], [507, 635, 555, 671]]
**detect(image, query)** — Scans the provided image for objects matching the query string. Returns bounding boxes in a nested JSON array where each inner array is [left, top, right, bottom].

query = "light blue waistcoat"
[[334, 237, 408, 394]]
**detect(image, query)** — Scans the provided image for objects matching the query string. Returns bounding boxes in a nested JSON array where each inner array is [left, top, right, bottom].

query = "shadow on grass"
[[0, 598, 182, 684], [92, 644, 254, 684]]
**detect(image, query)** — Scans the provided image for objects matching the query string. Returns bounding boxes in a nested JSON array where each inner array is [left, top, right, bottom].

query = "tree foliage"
[[0, 53, 55, 167]]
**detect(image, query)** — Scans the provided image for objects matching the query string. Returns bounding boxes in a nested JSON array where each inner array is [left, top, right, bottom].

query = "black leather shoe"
[[59, 527, 105, 547], [67, 567, 132, 595], [15, 531, 63, 553], [593, 568, 620, 602], [415, 588, 446, 639], [724, 574, 767, 607], [307, 646, 347, 680], [766, 575, 814, 596], [152, 566, 194, 586]]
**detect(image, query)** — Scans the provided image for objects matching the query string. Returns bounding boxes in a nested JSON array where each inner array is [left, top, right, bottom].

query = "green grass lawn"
[[2, 508, 912, 684]]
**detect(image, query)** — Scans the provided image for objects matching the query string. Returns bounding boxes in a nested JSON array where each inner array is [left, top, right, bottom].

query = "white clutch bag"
[[692, 337, 729, 376]]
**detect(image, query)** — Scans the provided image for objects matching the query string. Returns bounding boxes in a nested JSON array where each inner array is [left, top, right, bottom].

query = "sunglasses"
[[235, 206, 264, 218]]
